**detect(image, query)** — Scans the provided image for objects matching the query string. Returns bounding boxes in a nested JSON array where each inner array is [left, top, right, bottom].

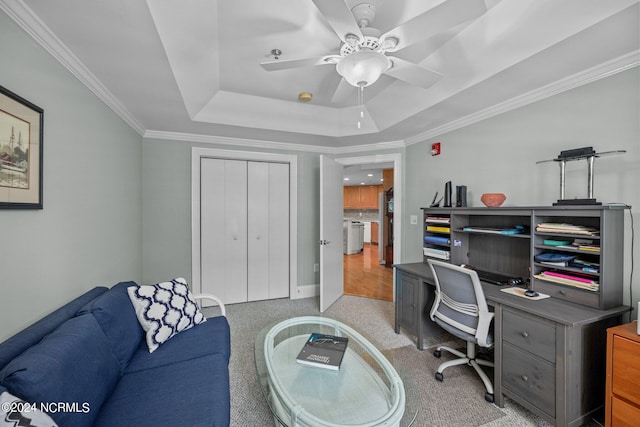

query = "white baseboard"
[[292, 284, 319, 299]]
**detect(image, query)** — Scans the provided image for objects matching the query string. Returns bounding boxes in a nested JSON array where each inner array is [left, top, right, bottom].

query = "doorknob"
[[319, 240, 331, 245]]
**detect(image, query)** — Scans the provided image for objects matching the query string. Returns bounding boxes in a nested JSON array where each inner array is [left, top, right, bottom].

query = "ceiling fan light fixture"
[[336, 49, 390, 88], [380, 37, 398, 51]]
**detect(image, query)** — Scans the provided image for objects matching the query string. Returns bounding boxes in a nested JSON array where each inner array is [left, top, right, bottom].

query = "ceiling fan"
[[260, 0, 487, 101]]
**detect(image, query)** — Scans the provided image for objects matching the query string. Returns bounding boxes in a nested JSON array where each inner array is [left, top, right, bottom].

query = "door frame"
[[191, 147, 298, 297], [336, 153, 402, 301]]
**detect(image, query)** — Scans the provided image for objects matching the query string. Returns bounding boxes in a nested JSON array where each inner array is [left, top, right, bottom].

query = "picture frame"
[[0, 85, 43, 209]]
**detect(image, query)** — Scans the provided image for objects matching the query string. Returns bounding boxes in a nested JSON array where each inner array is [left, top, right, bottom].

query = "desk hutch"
[[395, 205, 630, 427]]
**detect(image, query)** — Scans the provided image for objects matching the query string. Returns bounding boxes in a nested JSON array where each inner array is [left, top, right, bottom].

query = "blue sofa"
[[0, 281, 230, 427]]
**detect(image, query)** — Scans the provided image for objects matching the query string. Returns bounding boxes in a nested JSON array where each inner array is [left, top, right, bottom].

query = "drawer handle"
[[521, 331, 529, 338], [559, 290, 566, 295], [521, 375, 528, 382]]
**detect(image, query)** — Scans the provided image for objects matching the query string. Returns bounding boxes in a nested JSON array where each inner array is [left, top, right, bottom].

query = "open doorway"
[[338, 154, 401, 302]]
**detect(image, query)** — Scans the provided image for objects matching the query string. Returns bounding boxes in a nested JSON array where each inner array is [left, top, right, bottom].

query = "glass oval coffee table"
[[255, 316, 418, 427]]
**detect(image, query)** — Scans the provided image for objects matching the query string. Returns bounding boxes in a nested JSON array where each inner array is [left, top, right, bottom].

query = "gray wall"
[[403, 68, 640, 313], [2, 6, 638, 343], [141, 138, 323, 289], [0, 12, 143, 342]]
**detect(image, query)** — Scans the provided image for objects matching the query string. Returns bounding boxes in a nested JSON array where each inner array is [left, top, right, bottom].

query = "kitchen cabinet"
[[343, 185, 382, 209], [605, 322, 640, 426]]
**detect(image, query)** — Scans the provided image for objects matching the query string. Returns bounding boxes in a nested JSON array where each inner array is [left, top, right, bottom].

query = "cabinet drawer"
[[503, 309, 556, 363], [397, 273, 419, 333], [534, 280, 600, 308], [611, 395, 640, 427], [612, 335, 640, 407], [503, 342, 556, 417]]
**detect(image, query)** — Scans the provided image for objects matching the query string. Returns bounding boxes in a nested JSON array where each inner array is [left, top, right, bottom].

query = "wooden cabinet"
[[343, 185, 382, 209], [371, 221, 379, 245], [394, 264, 450, 350], [532, 208, 624, 309], [421, 205, 627, 309], [606, 322, 640, 427], [492, 295, 623, 427], [394, 262, 627, 426], [500, 308, 557, 420], [343, 186, 359, 209]]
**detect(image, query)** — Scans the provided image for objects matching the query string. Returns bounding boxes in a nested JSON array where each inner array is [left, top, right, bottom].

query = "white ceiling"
[[343, 163, 392, 186], [2, 0, 638, 151]]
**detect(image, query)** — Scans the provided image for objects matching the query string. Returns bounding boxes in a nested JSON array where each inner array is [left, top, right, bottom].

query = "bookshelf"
[[421, 205, 627, 309]]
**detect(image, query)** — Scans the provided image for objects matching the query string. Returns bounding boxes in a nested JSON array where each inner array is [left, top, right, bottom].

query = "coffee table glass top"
[[255, 316, 418, 427]]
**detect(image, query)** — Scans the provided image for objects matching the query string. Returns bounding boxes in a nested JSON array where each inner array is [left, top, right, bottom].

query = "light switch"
[[410, 215, 418, 225]]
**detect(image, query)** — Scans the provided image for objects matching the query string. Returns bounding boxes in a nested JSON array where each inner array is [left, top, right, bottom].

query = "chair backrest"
[[428, 260, 494, 347]]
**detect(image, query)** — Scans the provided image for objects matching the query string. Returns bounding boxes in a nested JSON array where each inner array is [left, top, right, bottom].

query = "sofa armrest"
[[192, 293, 226, 317]]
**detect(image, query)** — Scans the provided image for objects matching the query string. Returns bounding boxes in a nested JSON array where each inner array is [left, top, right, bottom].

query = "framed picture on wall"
[[0, 85, 43, 209]]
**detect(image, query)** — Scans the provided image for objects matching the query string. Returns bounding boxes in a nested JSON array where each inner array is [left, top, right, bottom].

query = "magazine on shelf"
[[423, 247, 450, 260], [426, 225, 450, 233], [534, 272, 599, 291], [425, 216, 450, 224], [296, 333, 349, 371], [536, 223, 599, 236]]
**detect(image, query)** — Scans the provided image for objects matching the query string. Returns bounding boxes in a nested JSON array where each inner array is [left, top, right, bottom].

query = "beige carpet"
[[205, 295, 517, 426], [382, 344, 504, 426]]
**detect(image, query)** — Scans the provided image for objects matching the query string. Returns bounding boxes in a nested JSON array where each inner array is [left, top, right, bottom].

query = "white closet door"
[[247, 161, 290, 301], [201, 158, 248, 304]]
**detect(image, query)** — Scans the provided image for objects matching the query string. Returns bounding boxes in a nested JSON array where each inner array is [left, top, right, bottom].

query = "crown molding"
[[405, 52, 640, 146], [1, 0, 146, 135], [144, 130, 405, 154], [144, 130, 335, 153]]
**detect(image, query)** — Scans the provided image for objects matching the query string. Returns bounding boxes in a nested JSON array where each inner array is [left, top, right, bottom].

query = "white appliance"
[[344, 220, 364, 254]]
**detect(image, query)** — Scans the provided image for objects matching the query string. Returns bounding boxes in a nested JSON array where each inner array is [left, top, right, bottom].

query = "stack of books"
[[423, 247, 450, 260], [424, 235, 451, 246], [568, 259, 600, 273], [426, 225, 450, 233], [425, 216, 450, 224], [534, 271, 599, 291]]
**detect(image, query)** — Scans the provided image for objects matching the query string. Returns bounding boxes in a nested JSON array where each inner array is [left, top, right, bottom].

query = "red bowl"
[[481, 193, 506, 207]]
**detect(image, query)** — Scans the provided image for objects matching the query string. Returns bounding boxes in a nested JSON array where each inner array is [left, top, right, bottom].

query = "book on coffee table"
[[296, 333, 349, 371]]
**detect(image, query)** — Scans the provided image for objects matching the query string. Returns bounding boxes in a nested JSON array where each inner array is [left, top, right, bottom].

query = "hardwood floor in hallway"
[[344, 243, 394, 302]]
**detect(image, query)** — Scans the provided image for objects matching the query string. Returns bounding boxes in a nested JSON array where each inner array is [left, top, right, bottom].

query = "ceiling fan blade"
[[260, 55, 339, 71], [380, 0, 486, 52], [385, 57, 442, 89], [312, 0, 363, 43]]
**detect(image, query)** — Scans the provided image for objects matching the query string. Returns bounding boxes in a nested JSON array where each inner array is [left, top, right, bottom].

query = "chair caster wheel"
[[435, 372, 443, 382], [485, 393, 494, 403], [433, 349, 441, 358]]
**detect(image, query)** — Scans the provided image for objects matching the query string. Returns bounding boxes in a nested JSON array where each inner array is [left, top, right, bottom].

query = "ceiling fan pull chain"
[[357, 85, 365, 129]]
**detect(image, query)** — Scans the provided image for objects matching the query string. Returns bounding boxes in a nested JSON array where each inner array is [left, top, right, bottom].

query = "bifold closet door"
[[247, 161, 290, 301], [201, 158, 248, 304]]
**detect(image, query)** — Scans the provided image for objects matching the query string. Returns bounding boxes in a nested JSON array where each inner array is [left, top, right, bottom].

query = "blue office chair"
[[428, 259, 495, 403]]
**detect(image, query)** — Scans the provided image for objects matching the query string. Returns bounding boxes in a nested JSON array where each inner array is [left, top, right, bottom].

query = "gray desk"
[[394, 262, 629, 427]]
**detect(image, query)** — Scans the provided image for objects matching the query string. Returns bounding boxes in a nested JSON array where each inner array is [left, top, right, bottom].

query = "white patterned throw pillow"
[[1, 391, 57, 427], [127, 278, 206, 353]]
